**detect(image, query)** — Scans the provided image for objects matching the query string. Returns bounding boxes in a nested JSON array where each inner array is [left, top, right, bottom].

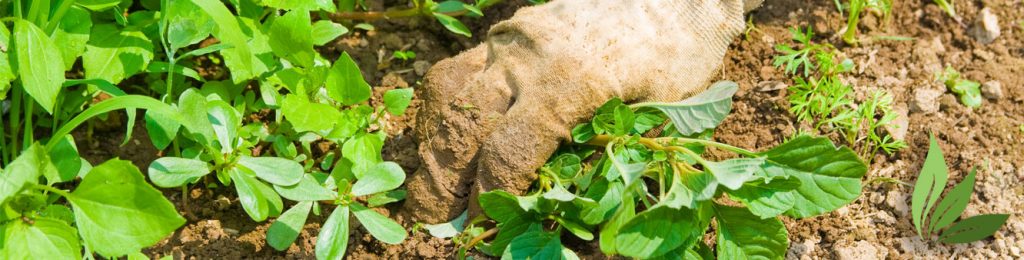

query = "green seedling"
[[937, 66, 982, 108], [933, 0, 958, 20], [912, 134, 1008, 243], [841, 0, 893, 44], [392, 50, 417, 62], [449, 81, 867, 259]]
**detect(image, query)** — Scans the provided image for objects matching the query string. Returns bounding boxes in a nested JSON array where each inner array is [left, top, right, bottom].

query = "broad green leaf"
[[367, 189, 407, 207], [938, 214, 1009, 243], [281, 95, 343, 133], [556, 217, 593, 241], [351, 162, 405, 196], [207, 100, 241, 153], [38, 205, 76, 225], [949, 80, 982, 108], [261, 0, 336, 11], [68, 160, 186, 257], [147, 157, 210, 188], [0, 144, 52, 205], [326, 52, 371, 105], [1, 218, 81, 259], [311, 21, 349, 46], [599, 195, 635, 255], [502, 230, 578, 260], [383, 88, 414, 116], [912, 134, 949, 236], [268, 10, 315, 68], [83, 24, 154, 85], [342, 133, 384, 179], [316, 205, 350, 260], [580, 179, 623, 225], [53, 6, 92, 70], [485, 217, 537, 256], [178, 89, 215, 145], [191, 0, 257, 83], [433, 13, 471, 37], [237, 156, 303, 186], [478, 190, 529, 223], [727, 180, 797, 219], [231, 168, 282, 222], [715, 205, 788, 260], [351, 203, 407, 244], [77, 0, 121, 10], [615, 205, 701, 258], [929, 168, 977, 234], [166, 0, 215, 50], [704, 157, 764, 190], [0, 25, 13, 98], [13, 20, 64, 113], [267, 201, 313, 251], [274, 174, 337, 201], [759, 135, 866, 218], [636, 81, 737, 135], [47, 136, 82, 184], [144, 109, 181, 150], [423, 210, 467, 239], [662, 171, 717, 210], [607, 151, 645, 186]]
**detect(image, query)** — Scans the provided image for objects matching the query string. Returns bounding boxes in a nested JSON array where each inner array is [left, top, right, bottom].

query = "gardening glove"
[[404, 0, 759, 223]]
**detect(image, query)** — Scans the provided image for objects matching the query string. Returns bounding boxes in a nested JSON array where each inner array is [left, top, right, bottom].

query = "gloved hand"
[[404, 0, 759, 223]]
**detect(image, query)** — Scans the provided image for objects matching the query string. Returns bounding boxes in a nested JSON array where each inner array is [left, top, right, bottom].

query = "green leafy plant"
[[937, 66, 982, 108], [775, 27, 906, 159], [933, 0, 958, 21], [332, 0, 508, 37], [911, 134, 1008, 243], [452, 81, 868, 259], [392, 50, 417, 62], [840, 0, 893, 44]]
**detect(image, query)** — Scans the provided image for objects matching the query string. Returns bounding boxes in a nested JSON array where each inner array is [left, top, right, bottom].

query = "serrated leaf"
[[147, 157, 211, 188], [928, 168, 976, 234], [615, 205, 701, 258], [316, 205, 350, 260], [267, 201, 313, 251], [351, 203, 407, 244], [912, 134, 949, 236], [636, 81, 737, 135], [13, 20, 64, 113], [68, 160, 186, 257], [938, 214, 1009, 244], [759, 135, 866, 218], [715, 205, 788, 260], [326, 52, 371, 105]]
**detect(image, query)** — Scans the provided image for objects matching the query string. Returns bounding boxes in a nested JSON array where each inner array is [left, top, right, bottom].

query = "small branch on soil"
[[465, 227, 499, 249]]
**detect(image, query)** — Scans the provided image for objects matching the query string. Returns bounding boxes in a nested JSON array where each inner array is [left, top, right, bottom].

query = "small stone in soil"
[[413, 60, 431, 76], [969, 7, 1001, 44], [214, 195, 232, 211], [910, 88, 942, 114], [982, 81, 1003, 99], [757, 81, 787, 92]]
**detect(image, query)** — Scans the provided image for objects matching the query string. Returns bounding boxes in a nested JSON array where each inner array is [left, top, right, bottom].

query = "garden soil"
[[75, 0, 1023, 258]]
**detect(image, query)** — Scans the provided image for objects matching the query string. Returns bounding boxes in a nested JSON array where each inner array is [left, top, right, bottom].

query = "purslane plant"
[[452, 81, 868, 259]]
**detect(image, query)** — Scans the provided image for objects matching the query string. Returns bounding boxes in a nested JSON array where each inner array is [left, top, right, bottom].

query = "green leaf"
[[615, 206, 701, 258], [662, 171, 717, 210], [13, 20, 65, 113], [726, 179, 797, 219], [636, 81, 737, 135], [556, 217, 593, 241], [281, 95, 343, 133], [147, 61, 204, 81], [579, 179, 623, 225], [715, 205, 788, 260], [311, 20, 349, 46], [342, 133, 384, 179], [433, 13, 472, 37], [367, 189, 407, 207], [53, 6, 92, 70], [0, 25, 14, 98], [949, 80, 982, 108], [383, 88, 414, 116], [166, 0, 215, 50], [326, 52, 371, 105], [261, 0, 336, 11], [147, 157, 211, 188], [0, 144, 52, 205], [502, 230, 578, 260], [207, 100, 241, 153], [47, 136, 82, 184], [237, 156, 304, 186], [144, 109, 181, 150], [230, 168, 284, 222], [316, 205, 350, 260], [268, 10, 315, 67], [77, 0, 121, 11], [759, 135, 866, 218], [274, 174, 337, 201], [267, 201, 313, 251], [929, 168, 977, 234], [351, 162, 405, 196], [177, 89, 215, 145], [423, 210, 467, 239], [351, 203, 407, 244], [912, 134, 949, 236], [191, 0, 257, 83], [938, 214, 1009, 243], [1, 218, 81, 259], [83, 23, 154, 85], [599, 196, 635, 255], [478, 190, 529, 223], [486, 217, 537, 256], [704, 158, 764, 190], [68, 160, 186, 257]]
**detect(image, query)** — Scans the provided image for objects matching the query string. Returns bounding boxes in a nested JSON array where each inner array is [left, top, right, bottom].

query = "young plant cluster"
[[911, 134, 1008, 243], [774, 27, 906, 159], [937, 66, 982, 108], [1, 0, 422, 258], [838, 0, 893, 44], [444, 82, 869, 259]]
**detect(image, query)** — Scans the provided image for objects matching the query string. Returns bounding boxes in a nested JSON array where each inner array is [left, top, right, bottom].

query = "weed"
[[937, 66, 982, 108], [840, 0, 894, 44]]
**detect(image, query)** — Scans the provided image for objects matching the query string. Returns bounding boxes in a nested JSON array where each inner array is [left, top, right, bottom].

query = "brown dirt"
[[78, 0, 1022, 258]]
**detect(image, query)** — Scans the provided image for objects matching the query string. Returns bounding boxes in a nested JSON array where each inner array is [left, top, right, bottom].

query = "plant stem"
[[22, 93, 33, 148], [31, 184, 71, 197], [465, 227, 499, 249], [9, 87, 21, 154], [586, 135, 759, 158]]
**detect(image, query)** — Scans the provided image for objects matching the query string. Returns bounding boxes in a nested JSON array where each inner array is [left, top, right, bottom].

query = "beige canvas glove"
[[404, 0, 759, 223]]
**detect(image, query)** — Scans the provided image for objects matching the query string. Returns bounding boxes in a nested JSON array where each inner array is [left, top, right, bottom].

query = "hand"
[[403, 0, 757, 223]]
